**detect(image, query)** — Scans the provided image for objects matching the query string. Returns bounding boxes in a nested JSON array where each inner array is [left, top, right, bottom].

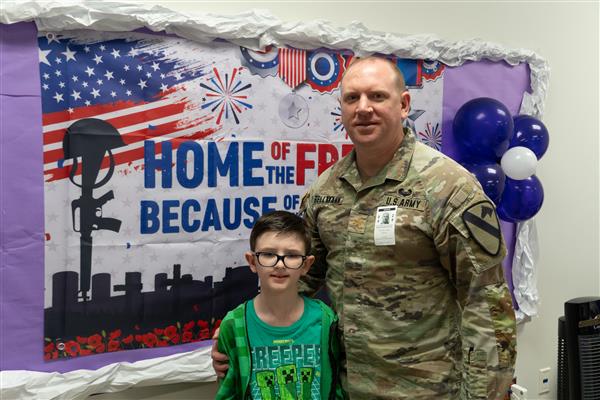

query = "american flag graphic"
[[277, 47, 307, 89], [38, 34, 216, 183]]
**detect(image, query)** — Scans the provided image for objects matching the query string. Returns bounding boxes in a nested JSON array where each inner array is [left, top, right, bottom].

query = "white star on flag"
[[111, 49, 121, 58], [85, 66, 95, 77], [93, 54, 103, 64], [137, 79, 147, 89], [39, 48, 52, 66], [90, 88, 100, 98], [61, 46, 77, 62], [70, 90, 81, 101], [52, 92, 64, 103]]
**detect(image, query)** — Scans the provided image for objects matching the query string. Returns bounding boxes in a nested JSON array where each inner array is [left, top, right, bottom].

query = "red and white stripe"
[[277, 48, 307, 89], [42, 94, 217, 183]]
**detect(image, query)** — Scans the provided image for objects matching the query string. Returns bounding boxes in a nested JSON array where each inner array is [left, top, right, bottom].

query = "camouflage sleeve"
[[298, 187, 328, 297], [434, 186, 517, 400]]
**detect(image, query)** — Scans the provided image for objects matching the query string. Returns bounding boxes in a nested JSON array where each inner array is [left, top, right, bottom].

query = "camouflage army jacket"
[[300, 129, 517, 400]]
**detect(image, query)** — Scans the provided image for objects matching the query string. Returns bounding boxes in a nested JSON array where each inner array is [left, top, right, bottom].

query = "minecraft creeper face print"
[[256, 371, 277, 400], [276, 364, 298, 400], [299, 367, 314, 400]]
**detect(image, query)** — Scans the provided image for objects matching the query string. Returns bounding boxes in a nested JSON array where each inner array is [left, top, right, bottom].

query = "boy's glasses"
[[253, 252, 307, 270]]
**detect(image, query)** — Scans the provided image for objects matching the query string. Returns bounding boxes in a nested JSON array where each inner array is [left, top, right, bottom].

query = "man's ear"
[[399, 90, 411, 120], [245, 251, 258, 273], [301, 255, 315, 276]]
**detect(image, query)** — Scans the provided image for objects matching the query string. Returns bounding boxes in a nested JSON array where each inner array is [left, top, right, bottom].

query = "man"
[[214, 57, 516, 399]]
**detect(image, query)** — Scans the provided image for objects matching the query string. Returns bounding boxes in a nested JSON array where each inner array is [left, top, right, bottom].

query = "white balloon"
[[501, 146, 538, 180]]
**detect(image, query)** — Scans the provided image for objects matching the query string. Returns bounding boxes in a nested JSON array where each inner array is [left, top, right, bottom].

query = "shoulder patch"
[[462, 201, 501, 255]]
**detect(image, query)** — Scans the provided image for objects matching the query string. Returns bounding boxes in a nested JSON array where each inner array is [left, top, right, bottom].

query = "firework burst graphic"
[[418, 122, 442, 150], [331, 106, 347, 138], [200, 67, 252, 124]]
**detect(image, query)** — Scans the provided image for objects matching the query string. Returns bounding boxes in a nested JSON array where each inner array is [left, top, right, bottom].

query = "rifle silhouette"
[[62, 119, 126, 301]]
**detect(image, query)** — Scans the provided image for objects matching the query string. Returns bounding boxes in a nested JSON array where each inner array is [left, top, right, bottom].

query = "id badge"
[[374, 206, 397, 246]]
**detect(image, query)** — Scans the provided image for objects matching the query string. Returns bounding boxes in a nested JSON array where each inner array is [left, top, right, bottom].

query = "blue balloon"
[[463, 162, 506, 205], [511, 115, 549, 159], [453, 97, 514, 162], [497, 175, 544, 222]]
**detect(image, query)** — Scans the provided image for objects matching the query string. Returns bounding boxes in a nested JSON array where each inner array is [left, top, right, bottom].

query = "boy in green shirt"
[[215, 211, 345, 400]]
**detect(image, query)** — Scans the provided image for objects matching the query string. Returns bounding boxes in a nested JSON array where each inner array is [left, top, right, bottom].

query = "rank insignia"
[[462, 201, 501, 255]]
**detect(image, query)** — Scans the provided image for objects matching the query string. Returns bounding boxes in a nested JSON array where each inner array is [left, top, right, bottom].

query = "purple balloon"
[[453, 97, 514, 162], [497, 175, 544, 222], [463, 162, 506, 205], [510, 115, 550, 159]]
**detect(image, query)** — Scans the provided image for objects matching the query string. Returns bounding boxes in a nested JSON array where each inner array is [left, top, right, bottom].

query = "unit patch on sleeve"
[[462, 201, 502, 255]]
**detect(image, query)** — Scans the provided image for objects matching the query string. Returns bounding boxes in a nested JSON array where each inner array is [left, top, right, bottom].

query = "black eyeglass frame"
[[253, 252, 308, 270]]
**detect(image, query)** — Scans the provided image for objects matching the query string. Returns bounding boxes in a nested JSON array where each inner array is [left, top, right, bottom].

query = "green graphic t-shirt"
[[247, 297, 323, 400]]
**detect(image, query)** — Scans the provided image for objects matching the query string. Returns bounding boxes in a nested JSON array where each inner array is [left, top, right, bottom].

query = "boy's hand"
[[211, 327, 229, 377]]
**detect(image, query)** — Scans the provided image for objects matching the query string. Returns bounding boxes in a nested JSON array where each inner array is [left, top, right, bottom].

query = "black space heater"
[[559, 296, 600, 400]]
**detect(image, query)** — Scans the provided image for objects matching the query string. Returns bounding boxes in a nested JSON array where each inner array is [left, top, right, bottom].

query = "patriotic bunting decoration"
[[277, 47, 307, 89], [306, 50, 349, 93]]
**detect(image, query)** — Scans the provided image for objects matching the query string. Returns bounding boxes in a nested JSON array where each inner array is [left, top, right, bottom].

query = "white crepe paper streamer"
[[0, 346, 215, 400], [512, 219, 541, 323]]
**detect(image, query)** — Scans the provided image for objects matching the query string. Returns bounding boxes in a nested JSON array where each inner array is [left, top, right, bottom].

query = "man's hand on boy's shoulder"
[[211, 327, 230, 377]]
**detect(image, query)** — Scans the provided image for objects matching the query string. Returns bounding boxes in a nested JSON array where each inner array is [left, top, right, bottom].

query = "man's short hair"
[[249, 211, 311, 254], [342, 55, 407, 94]]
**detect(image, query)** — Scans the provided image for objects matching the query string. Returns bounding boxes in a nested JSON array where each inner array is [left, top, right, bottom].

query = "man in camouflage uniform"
[[299, 57, 517, 399]]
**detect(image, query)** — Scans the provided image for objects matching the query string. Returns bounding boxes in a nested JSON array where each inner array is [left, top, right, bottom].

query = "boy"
[[215, 211, 345, 400]]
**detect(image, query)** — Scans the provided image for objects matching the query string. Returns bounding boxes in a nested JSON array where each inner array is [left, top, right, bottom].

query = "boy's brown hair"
[[249, 211, 311, 254]]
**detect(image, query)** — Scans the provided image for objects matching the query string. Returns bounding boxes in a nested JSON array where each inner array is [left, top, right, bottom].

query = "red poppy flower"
[[76, 336, 88, 344], [183, 321, 195, 331], [153, 328, 164, 335], [95, 343, 106, 353], [122, 334, 134, 344], [143, 333, 158, 348], [88, 334, 102, 347], [108, 340, 120, 352], [109, 329, 122, 340], [171, 334, 180, 344], [157, 340, 168, 347], [182, 331, 193, 343], [164, 325, 177, 339], [197, 320, 209, 329], [199, 329, 210, 340], [64, 341, 80, 357], [44, 342, 55, 353], [135, 334, 143, 342]]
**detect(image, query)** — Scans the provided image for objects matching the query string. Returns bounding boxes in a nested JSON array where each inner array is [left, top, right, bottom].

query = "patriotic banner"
[[37, 30, 446, 361], [1, 5, 543, 396]]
